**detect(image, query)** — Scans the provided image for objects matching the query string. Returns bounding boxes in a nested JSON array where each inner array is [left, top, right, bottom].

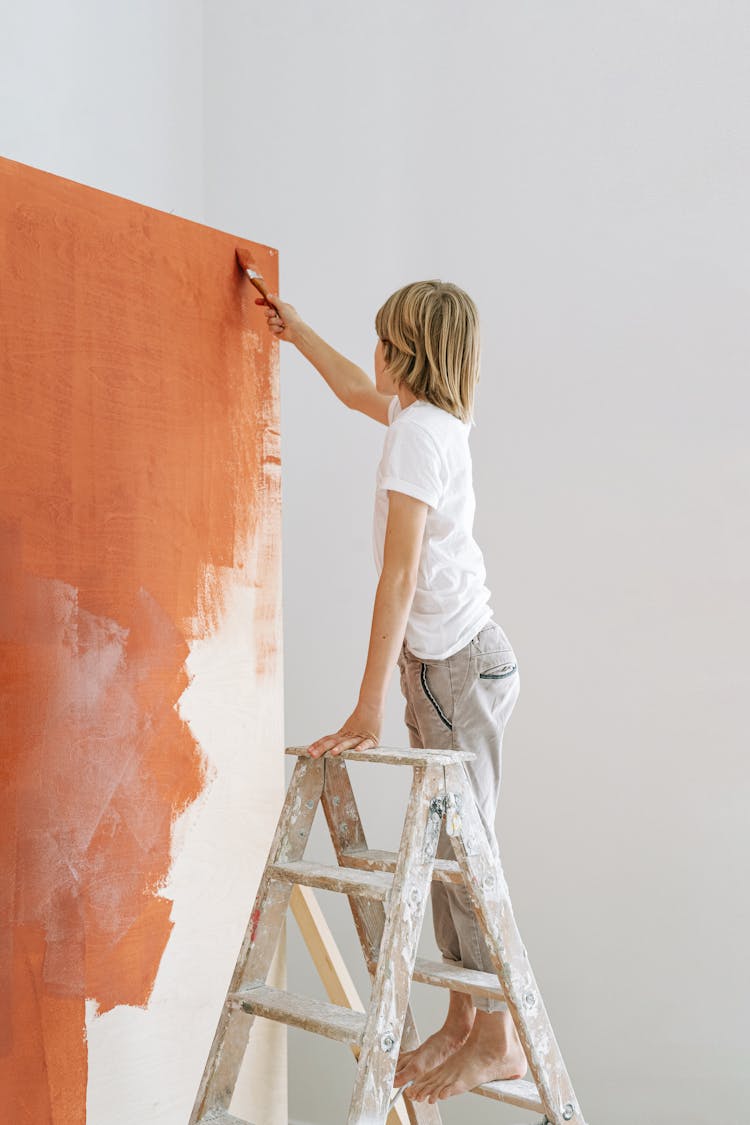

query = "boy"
[[257, 280, 526, 1104]]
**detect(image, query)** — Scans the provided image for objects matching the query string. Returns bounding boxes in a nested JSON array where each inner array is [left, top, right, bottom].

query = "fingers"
[[321, 733, 363, 758], [254, 295, 287, 336], [254, 292, 283, 313], [334, 734, 377, 756], [306, 732, 378, 758]]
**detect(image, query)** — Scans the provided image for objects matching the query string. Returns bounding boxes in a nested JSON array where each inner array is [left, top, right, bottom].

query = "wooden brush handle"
[[235, 248, 283, 322], [249, 276, 271, 302], [249, 277, 283, 321]]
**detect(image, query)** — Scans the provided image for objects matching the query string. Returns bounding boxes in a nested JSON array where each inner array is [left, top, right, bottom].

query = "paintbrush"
[[235, 247, 283, 322]]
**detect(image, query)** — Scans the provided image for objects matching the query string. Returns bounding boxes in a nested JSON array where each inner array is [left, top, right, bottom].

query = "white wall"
[[204, 3, 750, 1124], [0, 0, 204, 220]]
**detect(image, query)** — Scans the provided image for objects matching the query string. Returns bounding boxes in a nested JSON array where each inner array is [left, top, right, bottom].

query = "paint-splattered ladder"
[[189, 746, 588, 1125]]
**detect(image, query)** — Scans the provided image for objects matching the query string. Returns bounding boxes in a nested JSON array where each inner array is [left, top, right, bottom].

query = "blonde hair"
[[375, 280, 480, 424]]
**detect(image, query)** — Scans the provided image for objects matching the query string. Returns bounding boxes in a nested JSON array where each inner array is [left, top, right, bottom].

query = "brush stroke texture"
[[0, 155, 280, 1123]]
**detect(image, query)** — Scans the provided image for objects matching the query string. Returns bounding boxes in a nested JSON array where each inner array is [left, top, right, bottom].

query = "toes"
[[406, 1080, 428, 1101], [410, 1065, 457, 1103], [413, 1077, 438, 1102], [395, 1056, 416, 1080], [438, 1082, 461, 1100]]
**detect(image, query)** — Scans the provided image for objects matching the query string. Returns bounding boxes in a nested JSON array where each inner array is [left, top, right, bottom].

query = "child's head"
[[375, 280, 480, 424]]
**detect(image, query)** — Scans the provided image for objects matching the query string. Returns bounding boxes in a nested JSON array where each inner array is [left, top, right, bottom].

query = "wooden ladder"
[[189, 745, 588, 1125]]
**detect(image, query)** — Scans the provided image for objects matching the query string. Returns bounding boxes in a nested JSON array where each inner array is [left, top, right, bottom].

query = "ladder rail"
[[344, 764, 445, 1125], [289, 884, 412, 1125], [321, 756, 442, 1125], [443, 761, 585, 1125], [188, 755, 324, 1124]]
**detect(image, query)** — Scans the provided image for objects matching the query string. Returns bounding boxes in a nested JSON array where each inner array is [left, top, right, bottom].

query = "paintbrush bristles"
[[235, 247, 258, 274], [235, 246, 277, 311]]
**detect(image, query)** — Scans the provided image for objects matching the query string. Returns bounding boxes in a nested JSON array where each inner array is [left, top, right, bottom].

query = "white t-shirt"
[[373, 394, 493, 660]]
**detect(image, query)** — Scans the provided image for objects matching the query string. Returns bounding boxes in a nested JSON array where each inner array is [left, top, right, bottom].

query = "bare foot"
[[394, 1022, 472, 1087], [394, 993, 475, 1087], [406, 1009, 527, 1104]]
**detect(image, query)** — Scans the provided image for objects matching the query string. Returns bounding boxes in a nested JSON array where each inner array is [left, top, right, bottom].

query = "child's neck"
[[397, 387, 419, 411]]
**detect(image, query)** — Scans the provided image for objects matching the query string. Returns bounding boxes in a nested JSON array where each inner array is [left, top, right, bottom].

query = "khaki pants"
[[396, 619, 520, 1013]]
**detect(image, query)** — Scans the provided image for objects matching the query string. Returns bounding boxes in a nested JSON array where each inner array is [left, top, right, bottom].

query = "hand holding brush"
[[235, 247, 302, 344]]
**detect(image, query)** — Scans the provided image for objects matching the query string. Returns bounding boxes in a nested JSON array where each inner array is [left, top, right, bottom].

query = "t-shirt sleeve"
[[387, 395, 399, 425], [380, 421, 443, 509]]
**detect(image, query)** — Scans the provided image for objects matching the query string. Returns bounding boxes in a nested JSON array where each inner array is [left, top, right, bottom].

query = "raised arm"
[[257, 291, 392, 424]]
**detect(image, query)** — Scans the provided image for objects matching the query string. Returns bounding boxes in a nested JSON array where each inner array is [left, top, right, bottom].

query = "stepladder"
[[189, 744, 588, 1125]]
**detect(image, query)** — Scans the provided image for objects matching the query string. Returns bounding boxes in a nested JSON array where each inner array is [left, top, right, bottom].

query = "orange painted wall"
[[0, 156, 280, 1123]]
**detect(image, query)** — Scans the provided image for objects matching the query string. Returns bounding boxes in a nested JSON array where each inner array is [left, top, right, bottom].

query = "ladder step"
[[229, 987, 540, 1111], [196, 1110, 249, 1125], [472, 1077, 544, 1112], [285, 744, 475, 766], [412, 956, 505, 1001], [230, 982, 366, 1046], [269, 860, 393, 899], [343, 846, 463, 885]]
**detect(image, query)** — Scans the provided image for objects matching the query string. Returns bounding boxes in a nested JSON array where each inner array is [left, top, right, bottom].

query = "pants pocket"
[[420, 662, 453, 729], [478, 659, 518, 680]]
